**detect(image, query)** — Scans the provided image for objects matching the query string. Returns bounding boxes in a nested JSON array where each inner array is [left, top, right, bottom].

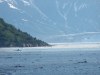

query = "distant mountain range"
[[0, 18, 49, 47], [0, 0, 100, 43]]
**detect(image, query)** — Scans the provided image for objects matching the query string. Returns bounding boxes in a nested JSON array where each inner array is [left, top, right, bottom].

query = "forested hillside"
[[0, 18, 49, 47]]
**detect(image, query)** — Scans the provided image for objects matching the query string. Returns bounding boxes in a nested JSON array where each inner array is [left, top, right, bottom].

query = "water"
[[0, 48, 100, 75]]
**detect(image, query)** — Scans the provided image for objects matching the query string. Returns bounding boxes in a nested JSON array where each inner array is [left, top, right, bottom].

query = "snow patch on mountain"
[[8, 3, 18, 9], [0, 0, 19, 10], [46, 32, 100, 40], [74, 2, 87, 12], [21, 19, 28, 22], [56, 32, 100, 37], [56, 0, 68, 21], [21, 0, 31, 6]]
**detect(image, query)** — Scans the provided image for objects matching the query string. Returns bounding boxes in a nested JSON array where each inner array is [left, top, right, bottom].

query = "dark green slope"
[[0, 18, 49, 47]]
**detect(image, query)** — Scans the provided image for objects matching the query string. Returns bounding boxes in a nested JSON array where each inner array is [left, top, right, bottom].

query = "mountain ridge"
[[0, 18, 49, 47], [0, 0, 100, 43]]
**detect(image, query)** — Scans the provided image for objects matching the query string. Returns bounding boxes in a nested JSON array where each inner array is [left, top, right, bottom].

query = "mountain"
[[0, 18, 49, 47], [0, 0, 100, 43], [47, 32, 100, 43]]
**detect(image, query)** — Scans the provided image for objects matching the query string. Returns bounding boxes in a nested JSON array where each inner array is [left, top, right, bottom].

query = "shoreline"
[[0, 42, 100, 52], [0, 42, 100, 48]]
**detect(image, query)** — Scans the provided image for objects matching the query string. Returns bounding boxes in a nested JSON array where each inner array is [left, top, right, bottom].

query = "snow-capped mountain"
[[0, 0, 100, 43]]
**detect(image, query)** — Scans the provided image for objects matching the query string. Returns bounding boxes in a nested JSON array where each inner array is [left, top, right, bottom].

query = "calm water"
[[0, 48, 100, 75]]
